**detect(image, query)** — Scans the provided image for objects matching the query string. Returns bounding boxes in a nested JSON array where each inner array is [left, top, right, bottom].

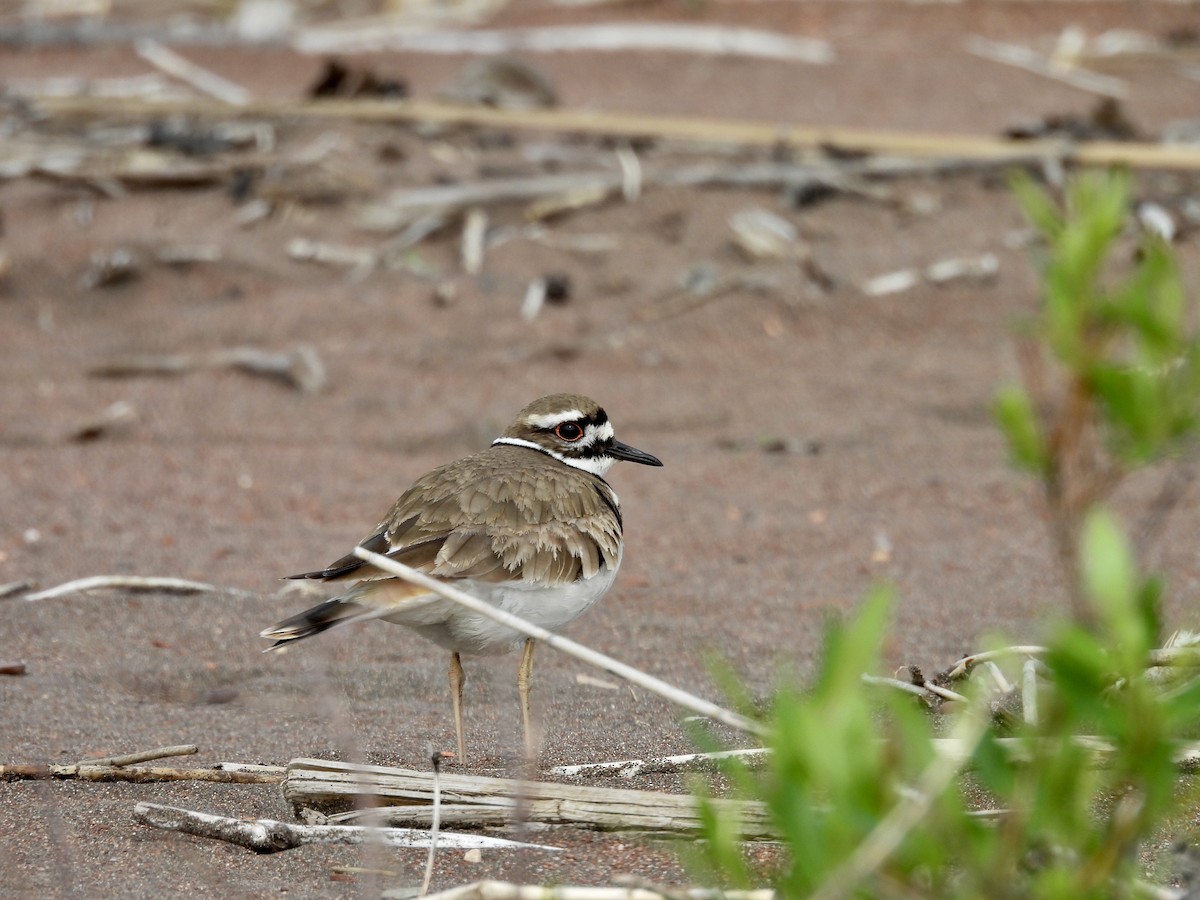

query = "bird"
[[261, 393, 662, 764]]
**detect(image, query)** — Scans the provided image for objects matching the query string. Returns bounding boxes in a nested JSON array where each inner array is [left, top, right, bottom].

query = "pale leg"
[[449, 651, 466, 765], [517, 638, 537, 759]]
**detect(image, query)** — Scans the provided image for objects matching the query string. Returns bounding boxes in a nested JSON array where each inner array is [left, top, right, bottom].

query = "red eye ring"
[[555, 422, 584, 442]]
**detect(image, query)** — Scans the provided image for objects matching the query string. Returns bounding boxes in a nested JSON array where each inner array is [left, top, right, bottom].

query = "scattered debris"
[[308, 58, 408, 99], [3, 73, 189, 101], [287, 237, 375, 271], [229, 0, 295, 43], [145, 117, 244, 156], [461, 207, 488, 275], [966, 34, 1127, 98], [89, 344, 327, 393], [861, 253, 999, 297], [729, 206, 801, 260], [70, 399, 138, 442], [1005, 97, 1139, 143], [544, 272, 571, 305], [79, 247, 141, 289], [441, 57, 558, 109], [520, 277, 548, 322]]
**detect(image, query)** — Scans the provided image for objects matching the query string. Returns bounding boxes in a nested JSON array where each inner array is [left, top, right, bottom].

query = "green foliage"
[[693, 171, 1200, 897], [997, 170, 1200, 469], [995, 383, 1049, 475], [697, 519, 1197, 897]]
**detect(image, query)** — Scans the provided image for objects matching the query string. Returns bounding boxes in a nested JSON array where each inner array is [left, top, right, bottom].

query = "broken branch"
[[134, 802, 561, 854]]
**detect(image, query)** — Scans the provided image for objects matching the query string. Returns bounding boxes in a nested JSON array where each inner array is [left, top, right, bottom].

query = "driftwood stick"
[[0, 763, 283, 784], [352, 547, 765, 737], [31, 96, 1200, 172], [82, 744, 198, 767], [22, 575, 236, 602], [133, 802, 557, 854], [401, 882, 777, 900], [548, 748, 770, 779], [285, 758, 774, 837]]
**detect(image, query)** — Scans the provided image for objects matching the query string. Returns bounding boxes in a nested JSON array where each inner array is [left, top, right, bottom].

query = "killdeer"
[[261, 394, 662, 764]]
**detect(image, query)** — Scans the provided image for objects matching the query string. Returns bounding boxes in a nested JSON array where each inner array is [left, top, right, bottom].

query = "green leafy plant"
[[999, 169, 1200, 618], [693, 170, 1200, 898]]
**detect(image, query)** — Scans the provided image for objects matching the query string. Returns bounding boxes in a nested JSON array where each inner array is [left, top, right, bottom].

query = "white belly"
[[380, 558, 620, 655]]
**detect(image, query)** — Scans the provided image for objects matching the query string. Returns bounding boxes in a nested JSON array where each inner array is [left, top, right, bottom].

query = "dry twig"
[[293, 22, 833, 64], [89, 345, 327, 393], [33, 96, 1200, 171], [133, 803, 557, 854], [83, 745, 197, 767], [22, 575, 244, 602], [1, 763, 283, 784], [286, 758, 773, 836]]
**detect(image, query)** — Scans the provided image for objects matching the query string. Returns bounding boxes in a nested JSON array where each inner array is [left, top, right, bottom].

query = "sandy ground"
[[3, 1, 1200, 896]]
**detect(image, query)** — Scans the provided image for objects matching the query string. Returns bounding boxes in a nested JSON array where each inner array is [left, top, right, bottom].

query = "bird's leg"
[[449, 651, 466, 766], [517, 637, 538, 759]]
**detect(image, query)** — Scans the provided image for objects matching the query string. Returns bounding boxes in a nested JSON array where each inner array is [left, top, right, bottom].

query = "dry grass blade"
[[32, 96, 1200, 171]]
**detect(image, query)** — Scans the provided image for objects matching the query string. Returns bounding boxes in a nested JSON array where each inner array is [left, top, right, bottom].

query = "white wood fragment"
[[135, 40, 251, 106], [294, 23, 833, 65]]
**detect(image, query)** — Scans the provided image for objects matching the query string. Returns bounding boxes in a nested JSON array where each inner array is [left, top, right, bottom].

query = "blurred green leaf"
[[995, 384, 1048, 474]]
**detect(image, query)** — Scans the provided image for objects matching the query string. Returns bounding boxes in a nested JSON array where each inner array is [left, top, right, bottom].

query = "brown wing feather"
[[376, 445, 621, 587], [291, 445, 621, 597]]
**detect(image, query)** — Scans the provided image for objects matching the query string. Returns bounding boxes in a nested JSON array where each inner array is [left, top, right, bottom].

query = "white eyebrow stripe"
[[524, 410, 586, 429]]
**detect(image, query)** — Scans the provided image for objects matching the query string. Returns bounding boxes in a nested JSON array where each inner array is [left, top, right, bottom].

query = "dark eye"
[[555, 422, 584, 442]]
